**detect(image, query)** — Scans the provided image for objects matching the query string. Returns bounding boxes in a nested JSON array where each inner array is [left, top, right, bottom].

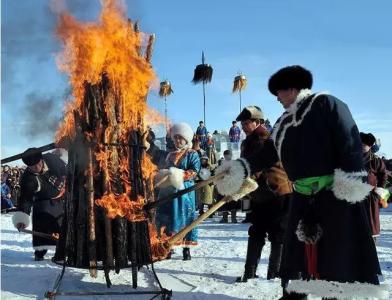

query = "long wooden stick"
[[19, 228, 59, 241], [145, 171, 228, 210], [1, 143, 56, 164], [86, 148, 97, 278], [167, 196, 230, 246]]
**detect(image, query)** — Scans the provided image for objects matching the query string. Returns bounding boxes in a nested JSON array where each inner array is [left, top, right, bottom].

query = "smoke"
[[20, 92, 66, 138]]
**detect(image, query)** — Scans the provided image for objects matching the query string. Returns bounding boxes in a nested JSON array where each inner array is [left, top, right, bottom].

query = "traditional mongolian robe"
[[14, 153, 66, 251], [149, 145, 201, 245], [272, 89, 385, 299]]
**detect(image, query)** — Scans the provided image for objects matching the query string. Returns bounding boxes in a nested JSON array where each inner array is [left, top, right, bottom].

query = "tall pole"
[[239, 90, 242, 113], [203, 81, 206, 125], [164, 96, 168, 133]]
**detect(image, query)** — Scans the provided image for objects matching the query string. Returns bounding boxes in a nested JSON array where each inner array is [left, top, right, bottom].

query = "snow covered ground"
[[1, 209, 392, 299]]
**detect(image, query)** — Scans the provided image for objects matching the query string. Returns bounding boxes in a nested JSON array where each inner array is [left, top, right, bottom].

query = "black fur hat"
[[268, 65, 313, 96], [360, 132, 376, 147], [21, 148, 43, 166]]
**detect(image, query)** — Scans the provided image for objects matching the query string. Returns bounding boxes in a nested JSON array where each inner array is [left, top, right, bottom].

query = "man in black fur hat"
[[235, 105, 292, 283], [12, 148, 67, 261], [268, 65, 385, 299]]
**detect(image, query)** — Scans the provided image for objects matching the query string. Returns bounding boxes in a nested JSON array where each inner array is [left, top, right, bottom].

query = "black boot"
[[279, 289, 308, 300], [235, 265, 258, 282], [34, 250, 47, 261], [219, 212, 229, 223], [235, 236, 264, 282], [279, 279, 308, 300], [231, 210, 238, 223], [182, 247, 191, 261], [267, 243, 283, 279]]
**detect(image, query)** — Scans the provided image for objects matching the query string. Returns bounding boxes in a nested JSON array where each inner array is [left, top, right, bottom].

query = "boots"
[[235, 236, 264, 282], [199, 205, 204, 215], [279, 289, 308, 300], [267, 243, 283, 279], [279, 279, 308, 300], [34, 250, 47, 261], [235, 265, 258, 282], [241, 213, 251, 223], [219, 212, 229, 223], [231, 210, 238, 223], [182, 247, 191, 261]]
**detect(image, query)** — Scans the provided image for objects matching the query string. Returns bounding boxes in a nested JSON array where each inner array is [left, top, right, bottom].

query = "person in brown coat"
[[360, 132, 388, 241], [235, 106, 292, 283]]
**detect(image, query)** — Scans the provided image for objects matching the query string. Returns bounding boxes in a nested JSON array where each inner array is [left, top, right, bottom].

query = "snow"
[[1, 209, 392, 300]]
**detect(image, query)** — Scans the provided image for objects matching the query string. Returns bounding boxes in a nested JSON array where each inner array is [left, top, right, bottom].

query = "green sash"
[[294, 174, 334, 196]]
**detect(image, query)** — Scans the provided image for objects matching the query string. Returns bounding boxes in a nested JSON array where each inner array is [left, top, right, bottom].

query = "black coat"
[[241, 125, 289, 242], [19, 153, 67, 250], [272, 91, 381, 289]]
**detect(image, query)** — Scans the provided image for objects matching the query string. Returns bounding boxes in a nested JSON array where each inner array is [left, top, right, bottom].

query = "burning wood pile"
[[54, 0, 168, 288]]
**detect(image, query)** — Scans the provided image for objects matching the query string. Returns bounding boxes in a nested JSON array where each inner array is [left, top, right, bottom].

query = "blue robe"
[[155, 148, 201, 245]]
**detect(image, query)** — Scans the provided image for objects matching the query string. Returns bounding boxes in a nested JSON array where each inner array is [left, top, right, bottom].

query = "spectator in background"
[[212, 130, 221, 153], [196, 155, 215, 216], [206, 133, 217, 166], [217, 150, 239, 223], [229, 121, 241, 151], [196, 121, 208, 150], [264, 119, 273, 132], [1, 173, 15, 209], [361, 132, 388, 242]]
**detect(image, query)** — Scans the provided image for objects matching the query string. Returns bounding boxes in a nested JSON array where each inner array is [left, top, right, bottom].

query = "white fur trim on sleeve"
[[215, 158, 250, 196], [332, 169, 373, 203], [12, 211, 31, 228], [168, 167, 185, 190], [287, 279, 389, 300]]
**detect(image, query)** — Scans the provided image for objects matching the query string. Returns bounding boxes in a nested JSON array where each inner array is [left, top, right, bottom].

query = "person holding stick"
[[12, 148, 66, 261], [147, 122, 201, 260], [235, 106, 292, 283]]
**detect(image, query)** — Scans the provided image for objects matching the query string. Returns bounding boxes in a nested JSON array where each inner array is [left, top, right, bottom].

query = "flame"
[[148, 223, 171, 261], [95, 194, 146, 222], [54, 0, 162, 221]]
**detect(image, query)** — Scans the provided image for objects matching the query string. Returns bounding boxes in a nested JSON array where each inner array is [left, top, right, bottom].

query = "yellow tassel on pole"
[[232, 74, 247, 93], [159, 80, 173, 97]]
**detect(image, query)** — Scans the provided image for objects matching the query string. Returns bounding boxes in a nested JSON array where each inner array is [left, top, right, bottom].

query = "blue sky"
[[2, 0, 392, 161]]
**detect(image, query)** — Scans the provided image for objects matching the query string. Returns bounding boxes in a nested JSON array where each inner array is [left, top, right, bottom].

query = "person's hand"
[[16, 223, 26, 230]]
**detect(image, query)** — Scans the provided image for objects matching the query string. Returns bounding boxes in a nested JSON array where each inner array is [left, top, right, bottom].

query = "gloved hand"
[[154, 167, 185, 190], [225, 177, 258, 202]]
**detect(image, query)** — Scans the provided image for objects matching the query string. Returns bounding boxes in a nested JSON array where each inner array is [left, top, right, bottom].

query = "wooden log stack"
[[55, 24, 156, 289]]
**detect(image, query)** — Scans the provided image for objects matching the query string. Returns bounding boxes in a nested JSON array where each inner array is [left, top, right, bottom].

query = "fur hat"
[[170, 123, 194, 145], [360, 132, 376, 147], [21, 148, 43, 166], [236, 106, 264, 121], [268, 65, 313, 96]]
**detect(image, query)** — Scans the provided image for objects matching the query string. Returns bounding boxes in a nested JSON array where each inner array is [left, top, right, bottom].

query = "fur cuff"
[[169, 167, 185, 190], [295, 220, 323, 244], [287, 279, 389, 299], [12, 211, 30, 228], [332, 169, 373, 203], [215, 158, 250, 196]]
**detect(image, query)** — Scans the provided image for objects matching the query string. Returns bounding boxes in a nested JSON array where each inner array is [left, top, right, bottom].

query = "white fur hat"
[[170, 123, 194, 145]]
